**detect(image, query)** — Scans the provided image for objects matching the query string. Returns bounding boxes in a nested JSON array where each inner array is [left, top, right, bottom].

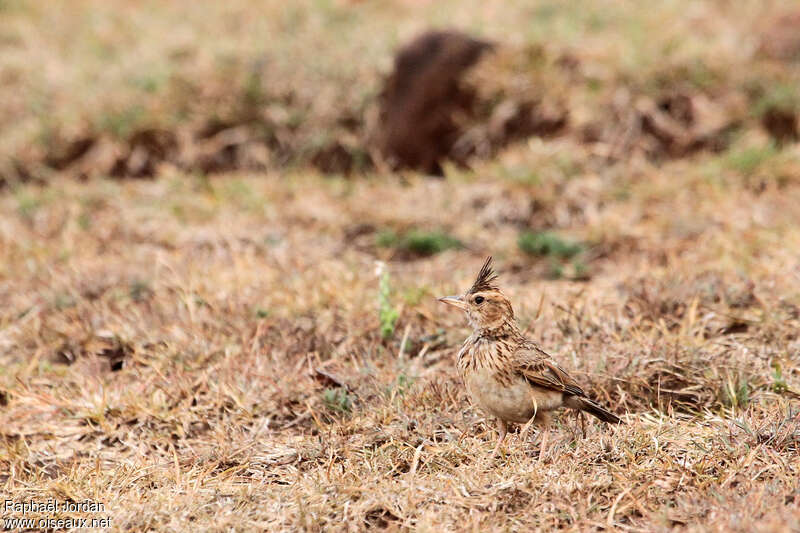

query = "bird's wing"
[[513, 344, 586, 398]]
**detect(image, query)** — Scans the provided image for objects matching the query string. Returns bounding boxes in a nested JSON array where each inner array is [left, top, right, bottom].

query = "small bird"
[[438, 257, 622, 458]]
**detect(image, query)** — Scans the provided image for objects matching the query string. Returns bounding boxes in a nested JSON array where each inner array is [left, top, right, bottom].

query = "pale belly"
[[464, 368, 564, 424]]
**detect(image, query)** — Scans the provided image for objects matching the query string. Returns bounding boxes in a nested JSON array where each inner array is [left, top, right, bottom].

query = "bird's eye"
[[474, 296, 484, 304]]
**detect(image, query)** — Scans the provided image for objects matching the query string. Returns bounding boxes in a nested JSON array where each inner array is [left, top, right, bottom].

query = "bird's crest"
[[469, 256, 499, 294]]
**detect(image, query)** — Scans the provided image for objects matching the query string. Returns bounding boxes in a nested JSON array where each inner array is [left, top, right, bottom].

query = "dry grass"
[[2, 0, 800, 531], [2, 145, 800, 530]]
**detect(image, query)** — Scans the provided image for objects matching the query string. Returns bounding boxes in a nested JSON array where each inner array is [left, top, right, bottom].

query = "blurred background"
[[2, 0, 799, 183]]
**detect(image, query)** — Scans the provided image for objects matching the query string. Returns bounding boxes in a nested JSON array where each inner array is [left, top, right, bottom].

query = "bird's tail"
[[567, 397, 624, 424]]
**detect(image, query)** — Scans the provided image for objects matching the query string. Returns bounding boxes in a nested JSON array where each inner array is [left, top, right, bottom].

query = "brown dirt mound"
[[373, 30, 493, 176]]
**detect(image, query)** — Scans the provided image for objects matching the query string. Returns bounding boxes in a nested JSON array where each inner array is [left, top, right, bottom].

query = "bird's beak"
[[437, 295, 468, 311]]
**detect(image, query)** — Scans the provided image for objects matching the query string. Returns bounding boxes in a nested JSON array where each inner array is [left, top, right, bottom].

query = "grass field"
[[2, 1, 800, 531]]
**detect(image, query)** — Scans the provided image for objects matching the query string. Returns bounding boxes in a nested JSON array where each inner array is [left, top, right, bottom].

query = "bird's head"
[[438, 257, 515, 331]]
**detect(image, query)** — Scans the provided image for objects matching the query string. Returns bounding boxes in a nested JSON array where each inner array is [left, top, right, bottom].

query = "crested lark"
[[439, 257, 622, 458]]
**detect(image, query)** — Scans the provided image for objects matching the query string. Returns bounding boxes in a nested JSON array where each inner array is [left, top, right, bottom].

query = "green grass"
[[377, 229, 462, 257], [723, 143, 778, 177], [518, 231, 583, 259], [129, 279, 151, 302], [753, 83, 800, 117], [771, 362, 788, 394], [721, 376, 750, 410], [322, 387, 352, 415], [518, 232, 590, 280], [377, 262, 399, 340]]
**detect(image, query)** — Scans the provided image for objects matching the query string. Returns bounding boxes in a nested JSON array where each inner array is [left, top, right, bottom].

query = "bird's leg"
[[520, 393, 539, 444], [578, 410, 586, 439], [489, 419, 507, 459]]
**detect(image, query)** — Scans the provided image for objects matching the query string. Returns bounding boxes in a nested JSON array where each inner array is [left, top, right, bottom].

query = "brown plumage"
[[438, 257, 623, 458]]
